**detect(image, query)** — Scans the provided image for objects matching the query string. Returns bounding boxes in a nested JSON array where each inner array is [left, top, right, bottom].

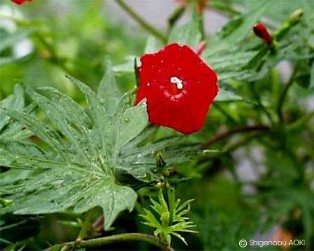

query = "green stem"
[[250, 83, 275, 126], [199, 131, 269, 165], [168, 5, 186, 31], [76, 211, 93, 242], [276, 67, 297, 124], [47, 233, 172, 251], [115, 0, 167, 43]]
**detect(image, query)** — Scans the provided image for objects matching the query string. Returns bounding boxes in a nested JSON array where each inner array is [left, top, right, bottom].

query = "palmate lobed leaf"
[[0, 70, 149, 229], [0, 85, 24, 131], [5, 173, 137, 230], [0, 85, 34, 142], [168, 8, 202, 50], [117, 129, 202, 182]]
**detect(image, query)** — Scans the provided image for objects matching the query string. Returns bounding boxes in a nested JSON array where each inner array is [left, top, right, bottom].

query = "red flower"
[[253, 23, 272, 44], [11, 0, 32, 5], [135, 43, 218, 134]]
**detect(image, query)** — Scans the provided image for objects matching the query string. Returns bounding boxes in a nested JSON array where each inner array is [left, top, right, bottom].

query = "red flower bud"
[[11, 0, 32, 5], [135, 43, 218, 134], [253, 23, 272, 44]]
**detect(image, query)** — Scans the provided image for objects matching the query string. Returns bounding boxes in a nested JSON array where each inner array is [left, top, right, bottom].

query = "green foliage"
[[0, 69, 201, 236], [0, 67, 148, 229], [0, 84, 32, 141], [168, 9, 202, 49], [140, 187, 196, 246], [0, 0, 313, 250], [0, 1, 145, 97], [192, 205, 260, 250]]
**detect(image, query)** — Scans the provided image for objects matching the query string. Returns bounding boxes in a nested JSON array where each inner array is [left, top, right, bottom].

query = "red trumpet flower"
[[135, 43, 218, 134]]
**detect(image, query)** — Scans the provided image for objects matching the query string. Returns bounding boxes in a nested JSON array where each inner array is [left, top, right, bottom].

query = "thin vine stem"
[[201, 125, 270, 149], [222, 132, 266, 153], [249, 82, 276, 126], [276, 66, 298, 124], [115, 0, 167, 43], [46, 233, 172, 251]]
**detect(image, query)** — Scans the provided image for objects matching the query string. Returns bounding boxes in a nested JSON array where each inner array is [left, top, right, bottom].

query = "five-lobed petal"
[[135, 43, 218, 134]]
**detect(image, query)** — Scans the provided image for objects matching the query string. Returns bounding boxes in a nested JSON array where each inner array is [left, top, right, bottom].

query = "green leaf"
[[222, 1, 271, 44], [0, 85, 24, 131], [215, 88, 244, 102], [2, 108, 66, 158], [113, 35, 163, 74], [206, 51, 257, 73], [26, 87, 92, 165], [140, 188, 196, 245], [97, 59, 122, 114], [0, 109, 34, 142], [218, 17, 243, 39], [144, 36, 162, 53], [66, 75, 114, 166], [5, 174, 136, 229], [114, 102, 148, 155], [118, 132, 200, 182], [113, 56, 139, 73], [0, 73, 149, 230], [168, 13, 201, 49]]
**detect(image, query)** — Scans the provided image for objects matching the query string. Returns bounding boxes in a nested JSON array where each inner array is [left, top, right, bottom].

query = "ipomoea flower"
[[135, 43, 218, 134]]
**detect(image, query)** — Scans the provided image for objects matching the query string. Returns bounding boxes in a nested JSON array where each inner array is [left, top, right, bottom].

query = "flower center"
[[170, 76, 183, 90]]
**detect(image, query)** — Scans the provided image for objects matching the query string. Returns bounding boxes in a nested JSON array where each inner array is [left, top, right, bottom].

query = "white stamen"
[[170, 76, 183, 90]]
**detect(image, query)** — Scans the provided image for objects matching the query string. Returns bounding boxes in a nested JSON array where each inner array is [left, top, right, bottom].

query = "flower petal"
[[135, 43, 218, 134]]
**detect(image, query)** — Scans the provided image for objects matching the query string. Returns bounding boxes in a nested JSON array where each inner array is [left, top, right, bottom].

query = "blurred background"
[[0, 0, 230, 98]]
